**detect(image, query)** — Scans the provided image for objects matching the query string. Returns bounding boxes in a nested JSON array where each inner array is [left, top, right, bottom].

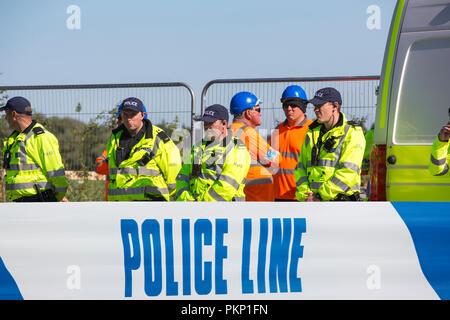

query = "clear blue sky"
[[0, 0, 396, 95]]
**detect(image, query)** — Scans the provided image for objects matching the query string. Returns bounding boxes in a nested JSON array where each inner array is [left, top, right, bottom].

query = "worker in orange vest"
[[271, 85, 312, 201], [229, 91, 279, 201], [95, 104, 147, 200]]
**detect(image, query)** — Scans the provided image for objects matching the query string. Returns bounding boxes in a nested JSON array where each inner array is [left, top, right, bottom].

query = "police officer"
[[95, 103, 148, 201], [176, 104, 250, 201], [429, 108, 450, 176], [1, 97, 68, 202], [106, 97, 182, 201], [294, 88, 365, 201]]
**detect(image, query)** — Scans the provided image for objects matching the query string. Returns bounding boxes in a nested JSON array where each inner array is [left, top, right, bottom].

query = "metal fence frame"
[[200, 75, 381, 126], [0, 82, 196, 202], [0, 82, 196, 145], [1, 77, 380, 201]]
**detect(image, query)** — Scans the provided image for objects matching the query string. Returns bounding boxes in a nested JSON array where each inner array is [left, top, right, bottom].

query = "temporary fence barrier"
[[0, 83, 195, 201], [0, 77, 380, 201], [200, 76, 380, 138]]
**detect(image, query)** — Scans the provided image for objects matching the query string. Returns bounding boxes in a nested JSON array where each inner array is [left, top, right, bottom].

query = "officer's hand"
[[60, 197, 69, 202], [438, 122, 450, 142], [305, 193, 315, 202]]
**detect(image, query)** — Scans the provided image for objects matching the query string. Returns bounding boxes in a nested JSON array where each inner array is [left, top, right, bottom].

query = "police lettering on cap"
[[0, 96, 32, 115], [200, 104, 229, 123], [308, 87, 342, 105], [117, 102, 148, 119], [120, 97, 144, 113]]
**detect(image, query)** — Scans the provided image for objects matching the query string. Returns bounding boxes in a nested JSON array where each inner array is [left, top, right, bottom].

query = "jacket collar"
[[10, 120, 37, 139]]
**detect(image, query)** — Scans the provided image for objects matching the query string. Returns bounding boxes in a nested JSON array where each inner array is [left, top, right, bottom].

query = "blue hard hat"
[[116, 103, 148, 119], [280, 85, 308, 102], [229, 91, 261, 115]]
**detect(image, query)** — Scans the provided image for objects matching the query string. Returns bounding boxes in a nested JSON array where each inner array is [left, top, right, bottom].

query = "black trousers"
[[14, 190, 57, 202]]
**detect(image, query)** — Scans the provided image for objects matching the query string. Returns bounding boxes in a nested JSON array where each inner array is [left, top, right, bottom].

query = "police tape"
[[0, 201, 449, 300]]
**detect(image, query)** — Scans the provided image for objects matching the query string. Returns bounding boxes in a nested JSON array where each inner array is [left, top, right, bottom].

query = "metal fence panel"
[[0, 82, 195, 170], [0, 83, 195, 202], [201, 76, 380, 135]]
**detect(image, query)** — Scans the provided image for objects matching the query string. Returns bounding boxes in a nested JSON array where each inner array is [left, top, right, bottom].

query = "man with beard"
[[176, 104, 250, 201]]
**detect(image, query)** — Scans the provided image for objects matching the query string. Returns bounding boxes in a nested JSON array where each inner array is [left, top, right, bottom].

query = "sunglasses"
[[251, 106, 261, 113], [282, 104, 301, 109]]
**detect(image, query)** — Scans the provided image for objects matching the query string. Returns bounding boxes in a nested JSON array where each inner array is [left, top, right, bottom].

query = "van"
[[370, 0, 450, 201]]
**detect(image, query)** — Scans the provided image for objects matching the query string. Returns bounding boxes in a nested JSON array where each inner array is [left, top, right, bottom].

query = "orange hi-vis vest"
[[229, 120, 279, 201], [271, 117, 312, 200], [95, 149, 110, 201]]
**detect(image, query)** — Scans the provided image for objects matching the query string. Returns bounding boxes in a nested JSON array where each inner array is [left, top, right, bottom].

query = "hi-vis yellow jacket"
[[429, 137, 449, 176], [176, 131, 250, 201], [2, 121, 68, 201], [294, 113, 365, 201], [106, 120, 182, 201]]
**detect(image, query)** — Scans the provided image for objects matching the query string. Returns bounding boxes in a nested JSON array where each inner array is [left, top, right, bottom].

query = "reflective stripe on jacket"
[[270, 117, 312, 200], [429, 137, 449, 176], [294, 113, 365, 201], [106, 119, 182, 201], [2, 121, 68, 201], [229, 120, 278, 201], [175, 132, 250, 201]]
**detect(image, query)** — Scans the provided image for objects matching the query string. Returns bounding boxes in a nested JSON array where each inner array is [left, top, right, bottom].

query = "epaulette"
[[156, 130, 170, 143], [347, 121, 361, 127], [32, 127, 45, 135]]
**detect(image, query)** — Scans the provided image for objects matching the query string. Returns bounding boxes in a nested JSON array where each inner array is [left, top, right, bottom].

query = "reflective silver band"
[[177, 174, 190, 182], [218, 174, 240, 190], [200, 172, 218, 181], [340, 162, 360, 174], [177, 187, 191, 198], [435, 164, 449, 176], [109, 167, 162, 176], [295, 176, 308, 186], [330, 176, 351, 192], [295, 161, 306, 171], [47, 169, 66, 178], [6, 181, 52, 191], [430, 154, 447, 166], [108, 186, 169, 196], [278, 168, 296, 175], [281, 151, 299, 160], [208, 187, 226, 201], [245, 177, 273, 186], [310, 181, 323, 190], [8, 163, 41, 171], [167, 183, 177, 190]]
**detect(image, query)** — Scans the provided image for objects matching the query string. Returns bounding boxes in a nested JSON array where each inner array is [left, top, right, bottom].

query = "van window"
[[394, 37, 450, 144]]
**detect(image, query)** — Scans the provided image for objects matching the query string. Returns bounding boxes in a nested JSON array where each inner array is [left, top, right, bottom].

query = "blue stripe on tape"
[[0, 256, 23, 300], [392, 202, 450, 300]]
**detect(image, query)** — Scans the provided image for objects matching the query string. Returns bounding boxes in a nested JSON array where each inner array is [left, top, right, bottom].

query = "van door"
[[386, 33, 450, 201]]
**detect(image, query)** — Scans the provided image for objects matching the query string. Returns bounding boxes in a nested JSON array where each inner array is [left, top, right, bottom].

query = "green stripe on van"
[[380, 0, 406, 129]]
